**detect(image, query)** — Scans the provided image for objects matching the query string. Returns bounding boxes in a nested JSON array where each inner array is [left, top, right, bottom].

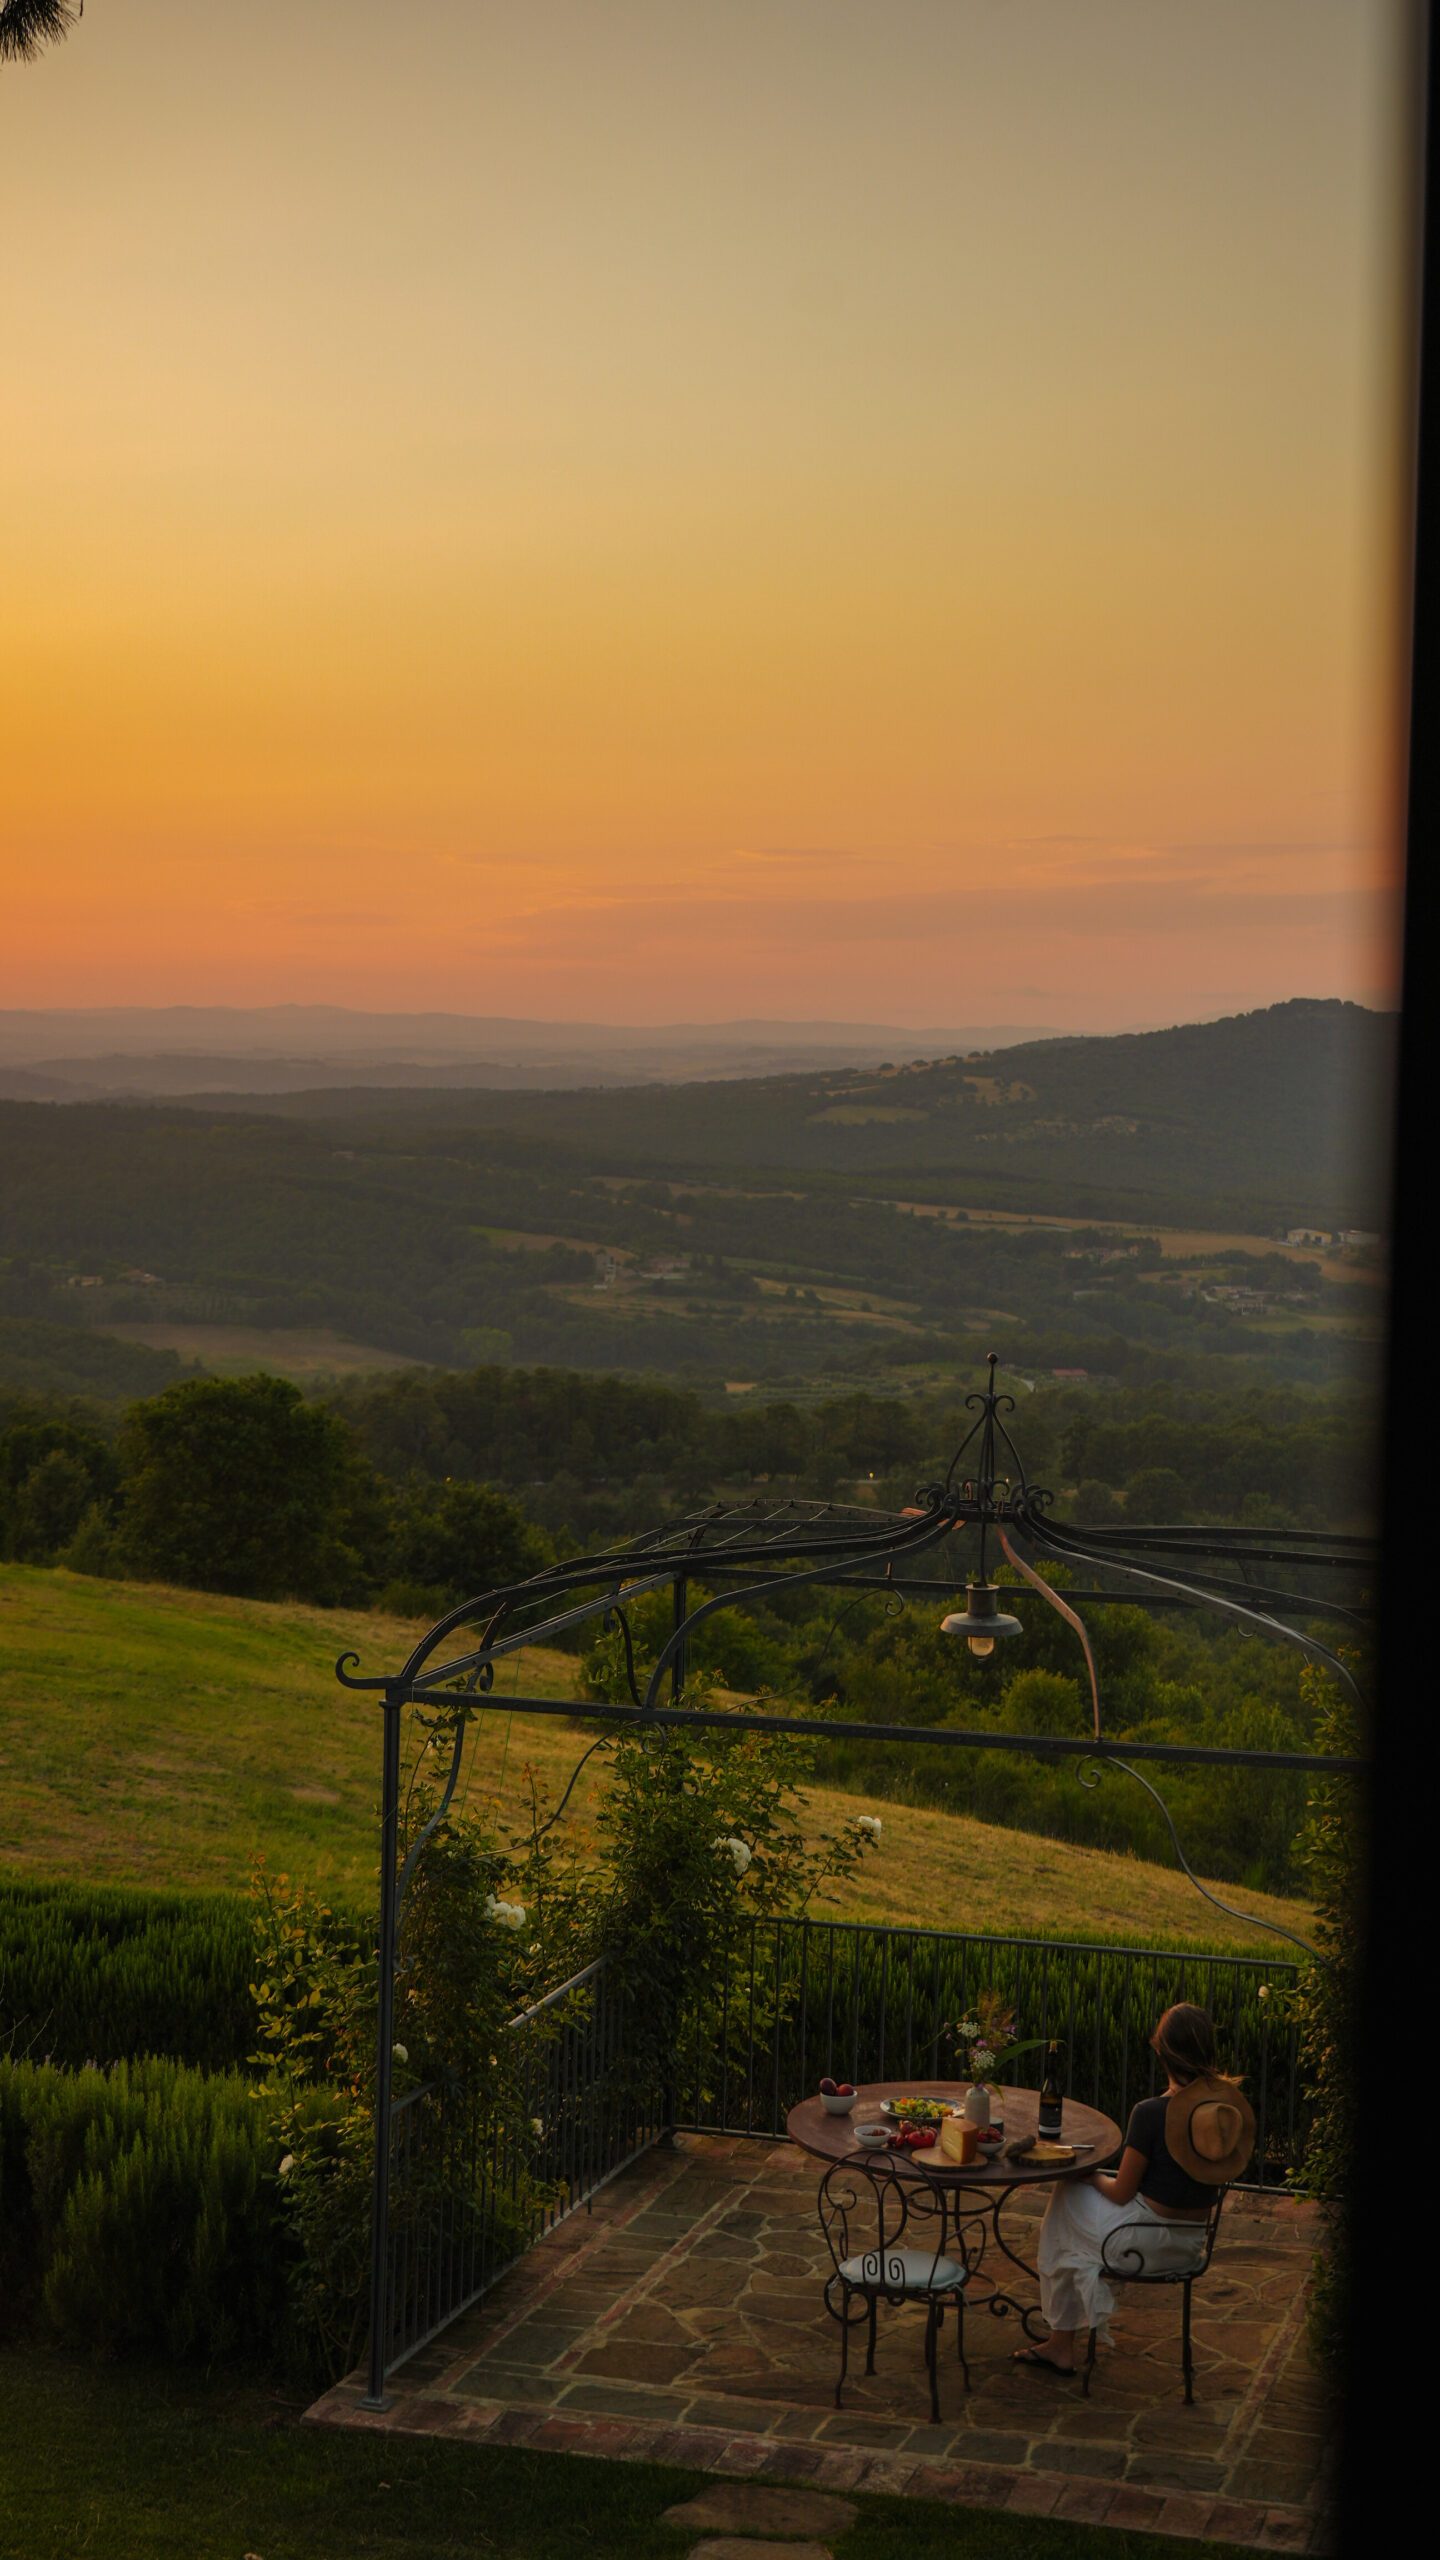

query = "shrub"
[[0, 2055, 287, 2361], [250, 1824, 535, 2382], [568, 1618, 880, 2116], [1, 1880, 255, 2072]]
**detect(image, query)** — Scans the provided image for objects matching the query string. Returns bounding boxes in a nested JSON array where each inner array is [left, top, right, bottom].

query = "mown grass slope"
[[0, 1563, 1312, 1950]]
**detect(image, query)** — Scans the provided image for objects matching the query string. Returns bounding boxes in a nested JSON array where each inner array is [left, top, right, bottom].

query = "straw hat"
[[1166, 2074, 1256, 2184]]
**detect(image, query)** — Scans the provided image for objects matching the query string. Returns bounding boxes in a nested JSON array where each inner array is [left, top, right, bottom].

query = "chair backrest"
[[817, 2161, 904, 2282], [816, 2163, 957, 2298], [1098, 2189, 1227, 2285]]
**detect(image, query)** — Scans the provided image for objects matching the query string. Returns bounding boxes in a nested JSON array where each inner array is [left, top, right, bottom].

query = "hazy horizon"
[[0, 989, 1384, 1055]]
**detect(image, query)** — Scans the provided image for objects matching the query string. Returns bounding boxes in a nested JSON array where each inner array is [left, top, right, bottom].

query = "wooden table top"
[[785, 2082, 1123, 2187]]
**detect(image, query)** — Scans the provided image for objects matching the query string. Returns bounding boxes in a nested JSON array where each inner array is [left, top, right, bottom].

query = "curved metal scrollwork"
[[1098, 2193, 1223, 2287], [601, 1600, 645, 1709], [1076, 1754, 1321, 1961]]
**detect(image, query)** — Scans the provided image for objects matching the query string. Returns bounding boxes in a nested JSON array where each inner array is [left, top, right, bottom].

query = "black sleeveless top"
[[1124, 2094, 1218, 2212]]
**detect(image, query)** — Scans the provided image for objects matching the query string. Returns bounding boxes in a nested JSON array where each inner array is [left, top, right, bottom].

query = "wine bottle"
[[1038, 2040, 1064, 2137]]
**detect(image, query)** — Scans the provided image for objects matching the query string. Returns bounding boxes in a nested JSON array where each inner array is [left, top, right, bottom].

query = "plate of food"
[[880, 2097, 952, 2127]]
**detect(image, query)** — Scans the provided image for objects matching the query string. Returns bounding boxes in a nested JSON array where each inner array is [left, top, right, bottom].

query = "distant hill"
[[0, 1002, 1390, 1390], [183, 998, 1393, 1231], [0, 1005, 1062, 1097]]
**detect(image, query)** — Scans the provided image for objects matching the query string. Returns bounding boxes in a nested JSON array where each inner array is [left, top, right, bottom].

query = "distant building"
[[1051, 1366, 1088, 1381], [1285, 1228, 1331, 1247]]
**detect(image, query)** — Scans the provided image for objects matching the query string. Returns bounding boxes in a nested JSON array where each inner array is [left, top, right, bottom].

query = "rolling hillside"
[[0, 1563, 1314, 1951], [178, 997, 1393, 1228], [0, 1000, 1390, 1392]]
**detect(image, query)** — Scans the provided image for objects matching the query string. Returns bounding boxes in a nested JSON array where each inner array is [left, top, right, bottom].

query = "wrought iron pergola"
[[337, 1355, 1373, 2403]]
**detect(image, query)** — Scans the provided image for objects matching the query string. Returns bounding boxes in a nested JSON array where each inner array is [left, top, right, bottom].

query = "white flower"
[[714, 1835, 752, 1876], [957, 2016, 979, 2038], [506, 1901, 527, 1929], [485, 1894, 527, 1929], [531, 2116, 544, 2136], [857, 1815, 882, 1840], [973, 2045, 997, 2075], [278, 2154, 295, 2178], [392, 2043, 408, 2063]]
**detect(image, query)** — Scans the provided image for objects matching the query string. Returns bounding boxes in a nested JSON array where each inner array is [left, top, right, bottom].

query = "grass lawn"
[[0, 1562, 1313, 1949], [0, 2348, 1251, 2560]]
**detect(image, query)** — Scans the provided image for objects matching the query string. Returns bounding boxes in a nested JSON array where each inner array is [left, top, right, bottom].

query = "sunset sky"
[[0, 0, 1413, 1030]]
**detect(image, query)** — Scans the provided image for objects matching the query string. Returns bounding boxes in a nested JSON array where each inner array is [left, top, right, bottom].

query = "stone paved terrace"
[[308, 2133, 1334, 2553]]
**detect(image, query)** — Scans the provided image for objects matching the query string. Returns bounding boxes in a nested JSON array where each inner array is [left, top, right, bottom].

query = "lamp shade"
[[940, 1583, 1023, 1658]]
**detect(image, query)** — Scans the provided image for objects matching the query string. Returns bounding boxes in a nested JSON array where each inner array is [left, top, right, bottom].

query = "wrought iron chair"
[[817, 2163, 971, 2423], [1082, 2192, 1228, 2405]]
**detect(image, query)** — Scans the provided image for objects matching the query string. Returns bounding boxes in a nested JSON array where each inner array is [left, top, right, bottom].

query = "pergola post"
[[361, 1687, 404, 2409]]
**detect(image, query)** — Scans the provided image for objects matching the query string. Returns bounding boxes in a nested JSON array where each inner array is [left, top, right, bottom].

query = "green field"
[[107, 1322, 429, 1380], [0, 1564, 1312, 1949]]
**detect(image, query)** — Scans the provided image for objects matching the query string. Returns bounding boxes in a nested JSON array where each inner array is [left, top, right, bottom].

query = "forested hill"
[[172, 996, 1390, 1228]]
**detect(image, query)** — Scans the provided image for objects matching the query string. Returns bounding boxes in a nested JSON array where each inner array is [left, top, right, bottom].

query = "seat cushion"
[[839, 2247, 967, 2293]]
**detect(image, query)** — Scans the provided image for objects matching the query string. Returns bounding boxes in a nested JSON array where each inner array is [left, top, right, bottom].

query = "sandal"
[[1011, 2346, 1076, 2377]]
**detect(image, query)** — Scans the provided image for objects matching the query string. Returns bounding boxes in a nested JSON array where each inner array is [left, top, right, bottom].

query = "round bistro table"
[[786, 2080, 1123, 2343]]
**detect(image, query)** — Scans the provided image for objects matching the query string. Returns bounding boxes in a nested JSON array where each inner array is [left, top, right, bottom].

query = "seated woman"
[[1013, 2001, 1255, 2377]]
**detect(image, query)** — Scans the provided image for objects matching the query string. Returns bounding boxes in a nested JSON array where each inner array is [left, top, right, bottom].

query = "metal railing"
[[379, 1955, 663, 2379], [374, 1916, 1305, 2389], [675, 1917, 1304, 2191]]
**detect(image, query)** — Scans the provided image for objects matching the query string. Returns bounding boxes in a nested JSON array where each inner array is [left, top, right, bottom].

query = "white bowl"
[[820, 2088, 859, 2115], [853, 2123, 889, 2148]]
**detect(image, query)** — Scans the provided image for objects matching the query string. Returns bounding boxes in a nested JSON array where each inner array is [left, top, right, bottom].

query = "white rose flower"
[[857, 1815, 882, 1840], [278, 2154, 295, 2178], [392, 2043, 408, 2063], [507, 1901, 527, 1929], [713, 1835, 751, 1876]]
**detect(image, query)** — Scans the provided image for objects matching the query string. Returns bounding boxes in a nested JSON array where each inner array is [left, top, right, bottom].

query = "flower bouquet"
[[948, 1991, 1047, 2131]]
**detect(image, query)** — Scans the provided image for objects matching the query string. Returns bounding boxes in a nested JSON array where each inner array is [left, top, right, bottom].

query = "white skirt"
[[1037, 2180, 1209, 2337]]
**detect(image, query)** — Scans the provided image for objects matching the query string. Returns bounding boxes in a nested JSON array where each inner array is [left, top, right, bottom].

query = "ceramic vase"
[[962, 2083, 991, 2130]]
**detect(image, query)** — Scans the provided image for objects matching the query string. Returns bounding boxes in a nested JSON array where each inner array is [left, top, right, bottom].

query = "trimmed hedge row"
[[1, 1880, 256, 2071], [0, 2056, 288, 2361]]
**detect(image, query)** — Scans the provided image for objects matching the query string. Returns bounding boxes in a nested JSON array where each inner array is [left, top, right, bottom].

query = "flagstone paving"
[[307, 2132, 1334, 2552]]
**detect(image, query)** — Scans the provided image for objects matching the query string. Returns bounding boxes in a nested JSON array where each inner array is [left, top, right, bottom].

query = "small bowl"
[[820, 2088, 859, 2115], [853, 2122, 889, 2149]]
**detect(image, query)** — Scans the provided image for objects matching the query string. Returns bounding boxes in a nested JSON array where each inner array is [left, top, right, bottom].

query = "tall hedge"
[[0, 2056, 287, 2360], [1, 1881, 253, 2071]]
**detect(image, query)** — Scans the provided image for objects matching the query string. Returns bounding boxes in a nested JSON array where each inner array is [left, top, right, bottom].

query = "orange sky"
[[0, 1, 1414, 1030]]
